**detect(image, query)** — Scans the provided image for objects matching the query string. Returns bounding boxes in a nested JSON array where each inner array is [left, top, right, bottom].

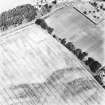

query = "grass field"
[[45, 5, 105, 65]]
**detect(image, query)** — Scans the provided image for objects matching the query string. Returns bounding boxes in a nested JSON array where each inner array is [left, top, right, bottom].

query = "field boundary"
[[73, 7, 97, 25]]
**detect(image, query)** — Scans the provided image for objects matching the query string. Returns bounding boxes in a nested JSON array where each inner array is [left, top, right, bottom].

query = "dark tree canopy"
[[51, 33, 103, 85], [65, 42, 75, 52], [61, 38, 66, 45], [84, 57, 101, 73], [52, 0, 57, 4], [35, 19, 43, 25], [74, 49, 82, 58], [0, 4, 37, 31], [47, 27, 54, 34], [82, 52, 88, 59], [36, 19, 48, 29], [94, 75, 103, 85], [52, 34, 57, 38], [89, 61, 101, 73], [84, 57, 95, 66]]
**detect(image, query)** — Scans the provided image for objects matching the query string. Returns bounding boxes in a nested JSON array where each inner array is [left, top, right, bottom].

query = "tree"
[[74, 48, 82, 59], [52, 0, 57, 4], [35, 19, 42, 25], [40, 19, 48, 29], [24, 5, 37, 22], [35, 18, 48, 29], [44, 4, 49, 10], [75, 50, 88, 61], [47, 27, 54, 34], [98, 68, 105, 87], [81, 52, 88, 60], [65, 42, 75, 52], [84, 57, 101, 73], [41, 22, 48, 29], [60, 38, 66, 46], [12, 15, 23, 26], [52, 34, 57, 39], [0, 4, 38, 31], [23, 5, 37, 22], [84, 57, 94, 66], [94, 75, 103, 85], [90, 61, 101, 73]]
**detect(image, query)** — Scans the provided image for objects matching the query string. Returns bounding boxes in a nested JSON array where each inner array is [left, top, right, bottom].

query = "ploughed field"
[[0, 23, 105, 105], [45, 5, 105, 65]]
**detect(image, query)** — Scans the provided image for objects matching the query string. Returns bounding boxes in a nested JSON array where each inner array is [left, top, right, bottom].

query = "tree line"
[[0, 4, 37, 31], [35, 18, 102, 74], [0, 0, 57, 32], [0, 0, 59, 32], [35, 18, 105, 87], [35, 18, 54, 34], [57, 37, 105, 87]]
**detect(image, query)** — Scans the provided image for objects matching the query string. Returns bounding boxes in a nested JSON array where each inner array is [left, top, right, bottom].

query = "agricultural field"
[[0, 1, 105, 105], [0, 22, 105, 105], [45, 5, 105, 65]]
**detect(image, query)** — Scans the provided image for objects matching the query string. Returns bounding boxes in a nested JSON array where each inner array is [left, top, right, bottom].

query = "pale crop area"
[[0, 22, 105, 105]]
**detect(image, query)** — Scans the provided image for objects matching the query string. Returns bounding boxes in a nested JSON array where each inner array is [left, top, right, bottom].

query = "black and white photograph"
[[0, 0, 105, 105]]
